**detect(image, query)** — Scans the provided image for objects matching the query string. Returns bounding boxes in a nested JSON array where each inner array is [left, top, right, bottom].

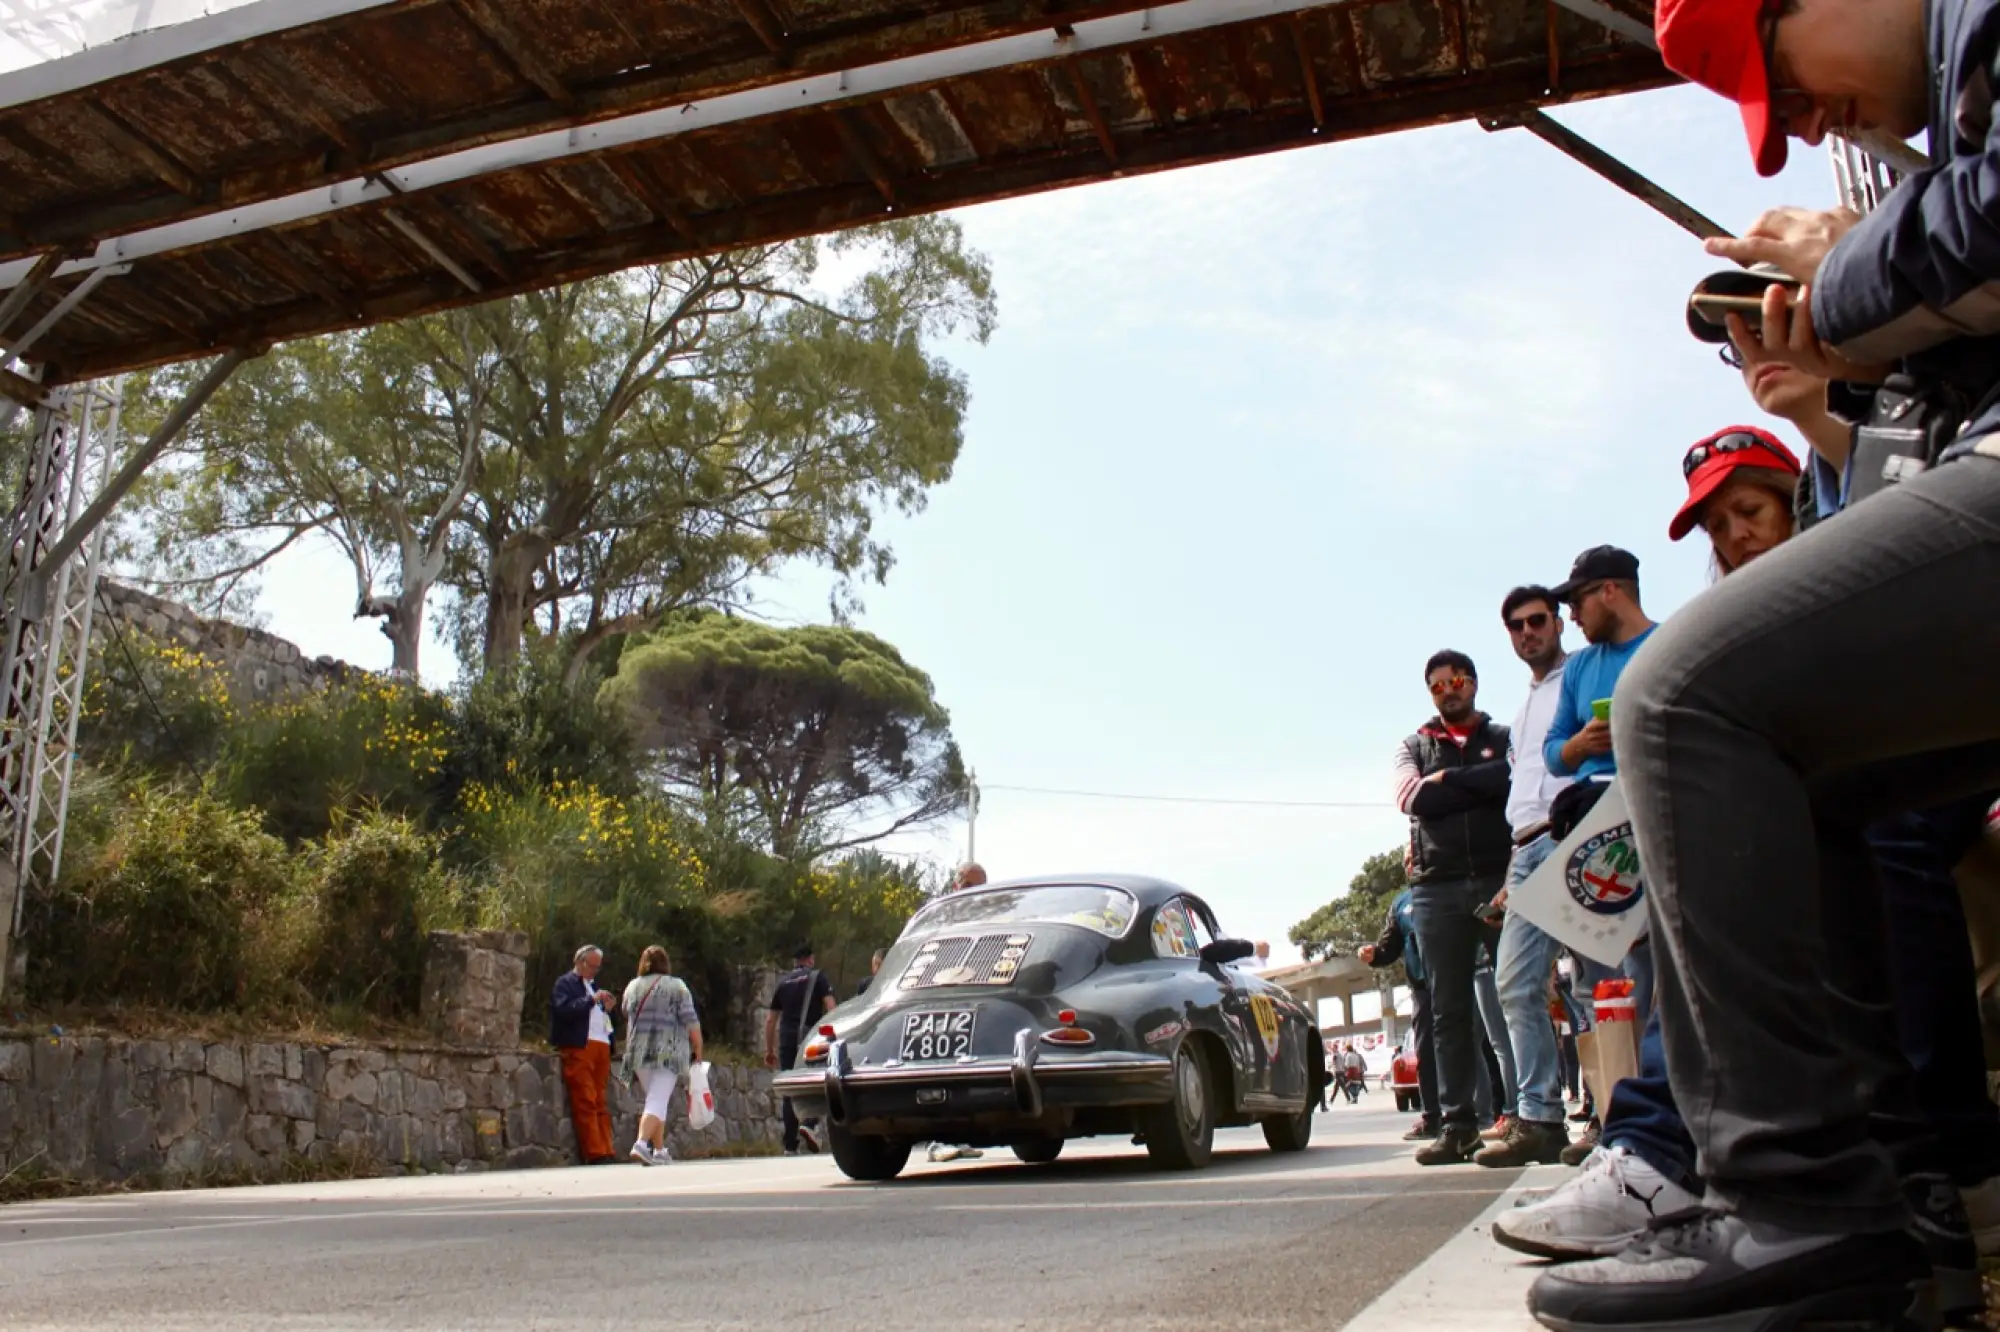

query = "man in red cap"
[[1521, 2, 2000, 1323]]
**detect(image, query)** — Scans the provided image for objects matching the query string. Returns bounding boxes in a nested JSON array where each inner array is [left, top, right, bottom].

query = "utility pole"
[[966, 768, 979, 863]]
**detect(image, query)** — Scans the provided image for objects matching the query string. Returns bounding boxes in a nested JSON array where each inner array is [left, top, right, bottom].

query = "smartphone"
[[1689, 292, 1781, 319]]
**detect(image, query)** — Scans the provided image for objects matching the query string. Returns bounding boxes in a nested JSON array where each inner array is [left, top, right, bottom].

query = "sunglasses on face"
[[1683, 431, 1795, 479], [1428, 675, 1471, 696], [1505, 611, 1552, 634], [1564, 584, 1605, 618]]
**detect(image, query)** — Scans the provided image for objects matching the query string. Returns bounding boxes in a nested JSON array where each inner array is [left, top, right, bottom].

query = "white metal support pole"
[[966, 768, 978, 864], [0, 384, 74, 993]]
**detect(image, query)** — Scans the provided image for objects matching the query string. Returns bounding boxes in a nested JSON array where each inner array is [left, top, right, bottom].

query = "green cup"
[[1591, 698, 1612, 721]]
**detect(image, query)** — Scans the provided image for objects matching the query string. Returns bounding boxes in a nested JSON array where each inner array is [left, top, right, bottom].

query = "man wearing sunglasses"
[[1391, 651, 1516, 1165], [1541, 547, 1657, 793], [1474, 587, 1579, 1169]]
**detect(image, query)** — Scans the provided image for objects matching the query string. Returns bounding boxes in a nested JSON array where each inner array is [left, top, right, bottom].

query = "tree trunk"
[[483, 537, 547, 672]]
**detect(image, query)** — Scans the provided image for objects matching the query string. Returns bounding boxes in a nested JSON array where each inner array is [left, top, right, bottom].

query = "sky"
[[172, 80, 1844, 981]]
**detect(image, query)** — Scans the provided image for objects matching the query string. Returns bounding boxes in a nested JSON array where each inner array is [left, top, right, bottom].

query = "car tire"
[[1141, 1041, 1215, 1170], [1261, 1101, 1313, 1153], [827, 1125, 911, 1182], [1011, 1135, 1064, 1165]]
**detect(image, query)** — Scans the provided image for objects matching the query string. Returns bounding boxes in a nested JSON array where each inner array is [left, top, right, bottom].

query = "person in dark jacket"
[[1360, 886, 1440, 1139], [1515, 0, 2000, 1324], [1389, 650, 1514, 1166], [549, 944, 619, 1165]]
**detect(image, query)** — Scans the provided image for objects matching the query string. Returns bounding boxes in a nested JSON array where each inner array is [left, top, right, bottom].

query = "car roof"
[[957, 874, 1206, 915]]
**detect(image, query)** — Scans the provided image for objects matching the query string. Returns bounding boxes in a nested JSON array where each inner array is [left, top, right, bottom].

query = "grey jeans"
[[1409, 875, 1506, 1131], [1614, 453, 2000, 1234]]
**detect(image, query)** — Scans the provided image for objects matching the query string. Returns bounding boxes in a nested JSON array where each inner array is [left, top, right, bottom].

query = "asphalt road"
[[0, 1105, 1518, 1330]]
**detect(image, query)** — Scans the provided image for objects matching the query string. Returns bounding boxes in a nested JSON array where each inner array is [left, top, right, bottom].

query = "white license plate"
[[900, 1010, 975, 1061]]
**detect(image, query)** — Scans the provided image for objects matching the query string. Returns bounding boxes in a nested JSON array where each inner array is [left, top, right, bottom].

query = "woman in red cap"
[[1669, 426, 1802, 574]]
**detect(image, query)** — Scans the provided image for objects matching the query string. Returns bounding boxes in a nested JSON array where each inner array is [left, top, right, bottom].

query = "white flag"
[[1509, 783, 1648, 968]]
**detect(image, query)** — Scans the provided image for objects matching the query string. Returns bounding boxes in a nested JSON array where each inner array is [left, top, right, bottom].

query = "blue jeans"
[[1495, 833, 1566, 1124], [1475, 958, 1516, 1119]]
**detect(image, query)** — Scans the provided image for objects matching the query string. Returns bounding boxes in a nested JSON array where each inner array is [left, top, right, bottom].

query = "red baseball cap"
[[1656, 0, 1789, 177], [1670, 426, 1801, 540]]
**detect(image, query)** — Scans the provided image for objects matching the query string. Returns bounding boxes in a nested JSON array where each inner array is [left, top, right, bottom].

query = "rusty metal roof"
[[0, 0, 1669, 386]]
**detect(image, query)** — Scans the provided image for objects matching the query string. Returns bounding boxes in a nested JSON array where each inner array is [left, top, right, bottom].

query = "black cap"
[[1553, 546, 1640, 601], [793, 943, 815, 961]]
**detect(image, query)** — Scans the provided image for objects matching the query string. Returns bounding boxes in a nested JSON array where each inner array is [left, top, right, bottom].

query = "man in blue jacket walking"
[[1527, 0, 2000, 1324]]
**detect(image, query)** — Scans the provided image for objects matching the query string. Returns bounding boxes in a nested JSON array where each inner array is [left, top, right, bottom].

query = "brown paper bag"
[[1575, 1029, 1601, 1112]]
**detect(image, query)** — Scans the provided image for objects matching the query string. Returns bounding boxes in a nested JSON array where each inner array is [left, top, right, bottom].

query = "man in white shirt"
[[1473, 586, 1576, 1169]]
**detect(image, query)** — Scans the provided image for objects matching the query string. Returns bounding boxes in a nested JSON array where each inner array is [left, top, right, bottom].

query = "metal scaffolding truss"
[[0, 376, 119, 986]]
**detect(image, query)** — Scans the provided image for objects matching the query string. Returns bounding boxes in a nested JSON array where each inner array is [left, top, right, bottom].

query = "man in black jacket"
[[1391, 650, 1515, 1165]]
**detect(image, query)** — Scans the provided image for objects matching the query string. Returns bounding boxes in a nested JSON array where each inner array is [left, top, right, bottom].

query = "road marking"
[[1343, 1164, 1560, 1331]]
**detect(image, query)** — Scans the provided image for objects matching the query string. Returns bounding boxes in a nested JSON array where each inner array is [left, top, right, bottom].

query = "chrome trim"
[[822, 1038, 852, 1124], [774, 1050, 1172, 1095], [1011, 1027, 1043, 1118]]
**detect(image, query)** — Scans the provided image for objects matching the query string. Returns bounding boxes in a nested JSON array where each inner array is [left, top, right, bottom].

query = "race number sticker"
[[1249, 995, 1280, 1059]]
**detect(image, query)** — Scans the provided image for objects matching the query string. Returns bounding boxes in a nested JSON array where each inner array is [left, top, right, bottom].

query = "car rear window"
[[902, 885, 1138, 940]]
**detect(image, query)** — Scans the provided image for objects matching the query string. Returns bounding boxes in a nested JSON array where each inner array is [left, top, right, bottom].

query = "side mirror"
[[1200, 938, 1255, 967]]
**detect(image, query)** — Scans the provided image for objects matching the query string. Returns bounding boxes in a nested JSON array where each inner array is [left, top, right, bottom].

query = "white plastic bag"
[[686, 1061, 716, 1131]]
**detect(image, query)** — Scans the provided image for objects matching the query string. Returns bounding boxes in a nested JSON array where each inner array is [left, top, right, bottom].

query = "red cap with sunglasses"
[[1669, 426, 1801, 540], [1656, 0, 1790, 177]]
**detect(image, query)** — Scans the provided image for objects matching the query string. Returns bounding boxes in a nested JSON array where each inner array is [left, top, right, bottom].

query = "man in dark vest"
[[1390, 650, 1514, 1165]]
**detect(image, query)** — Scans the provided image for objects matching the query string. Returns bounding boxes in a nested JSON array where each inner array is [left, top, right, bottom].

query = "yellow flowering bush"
[[78, 635, 235, 772], [218, 674, 453, 842]]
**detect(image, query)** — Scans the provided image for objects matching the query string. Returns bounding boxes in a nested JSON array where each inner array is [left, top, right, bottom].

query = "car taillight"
[[818, 1023, 836, 1037], [803, 1040, 830, 1062], [1040, 1027, 1095, 1046], [1057, 1009, 1077, 1025]]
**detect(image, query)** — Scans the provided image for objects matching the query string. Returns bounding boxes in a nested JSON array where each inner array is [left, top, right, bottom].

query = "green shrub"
[[440, 645, 639, 804], [295, 808, 467, 1014], [217, 675, 452, 842], [40, 783, 297, 1009]]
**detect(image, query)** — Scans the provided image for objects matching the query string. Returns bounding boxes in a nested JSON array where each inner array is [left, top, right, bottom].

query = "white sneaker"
[[651, 1144, 672, 1164], [629, 1144, 655, 1167], [1959, 1175, 2000, 1256], [1490, 1145, 1700, 1260]]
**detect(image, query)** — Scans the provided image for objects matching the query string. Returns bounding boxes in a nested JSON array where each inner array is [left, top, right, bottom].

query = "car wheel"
[[1261, 1102, 1313, 1153], [1011, 1134, 1064, 1165], [1141, 1040, 1215, 1170], [827, 1125, 911, 1182]]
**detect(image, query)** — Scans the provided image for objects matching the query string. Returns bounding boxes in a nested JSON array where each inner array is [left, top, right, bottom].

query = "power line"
[[979, 783, 1393, 810]]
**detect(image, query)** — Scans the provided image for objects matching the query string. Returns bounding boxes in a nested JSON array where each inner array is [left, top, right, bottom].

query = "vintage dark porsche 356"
[[774, 875, 1329, 1181]]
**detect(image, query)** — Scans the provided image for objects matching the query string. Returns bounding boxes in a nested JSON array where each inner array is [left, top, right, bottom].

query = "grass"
[[0, 1146, 392, 1206], [1, 1000, 470, 1050]]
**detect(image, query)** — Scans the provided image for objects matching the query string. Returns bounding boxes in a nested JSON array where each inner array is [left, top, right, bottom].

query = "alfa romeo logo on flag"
[[1564, 822, 1644, 916]]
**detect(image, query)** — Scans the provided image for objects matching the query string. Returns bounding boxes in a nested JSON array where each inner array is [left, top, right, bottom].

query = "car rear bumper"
[[774, 1029, 1175, 1128]]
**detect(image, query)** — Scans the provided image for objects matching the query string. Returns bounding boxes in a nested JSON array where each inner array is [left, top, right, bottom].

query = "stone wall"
[[420, 930, 530, 1049], [0, 1032, 781, 1182], [96, 579, 358, 701]]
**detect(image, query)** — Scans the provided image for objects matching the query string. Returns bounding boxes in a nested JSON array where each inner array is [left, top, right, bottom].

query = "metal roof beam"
[[1482, 106, 1727, 240], [0, 0, 1357, 293], [0, 0, 404, 110]]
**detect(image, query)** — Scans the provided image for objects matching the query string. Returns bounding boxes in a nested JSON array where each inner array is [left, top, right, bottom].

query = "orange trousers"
[[559, 1041, 614, 1162]]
